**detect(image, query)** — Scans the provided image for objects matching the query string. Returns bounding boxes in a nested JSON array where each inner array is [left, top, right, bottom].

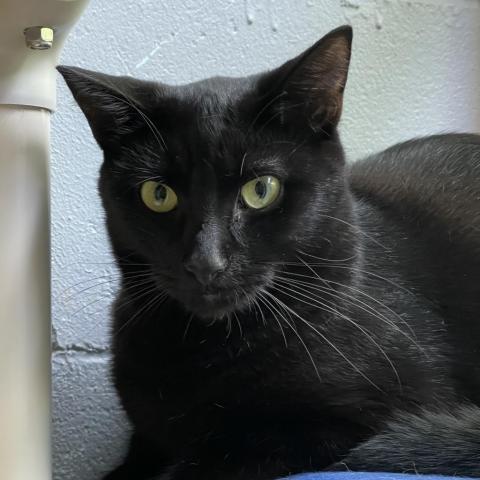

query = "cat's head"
[[58, 26, 353, 319]]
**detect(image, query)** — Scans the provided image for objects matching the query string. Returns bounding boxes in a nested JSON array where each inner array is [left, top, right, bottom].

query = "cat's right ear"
[[57, 66, 155, 151]]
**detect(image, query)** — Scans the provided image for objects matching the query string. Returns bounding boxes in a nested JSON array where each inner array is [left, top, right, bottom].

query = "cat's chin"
[[187, 299, 247, 320], [176, 290, 252, 320]]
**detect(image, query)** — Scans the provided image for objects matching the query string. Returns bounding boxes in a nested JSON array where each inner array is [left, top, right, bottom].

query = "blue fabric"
[[282, 473, 474, 480]]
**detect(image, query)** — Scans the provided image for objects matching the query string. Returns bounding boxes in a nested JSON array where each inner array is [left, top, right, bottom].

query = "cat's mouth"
[[156, 278, 260, 319], [154, 268, 274, 319], [172, 287, 254, 319]]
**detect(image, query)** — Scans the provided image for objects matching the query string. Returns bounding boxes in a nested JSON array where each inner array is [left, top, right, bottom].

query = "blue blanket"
[[284, 473, 474, 480]]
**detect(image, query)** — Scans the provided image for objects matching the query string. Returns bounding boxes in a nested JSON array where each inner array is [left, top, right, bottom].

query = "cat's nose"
[[184, 252, 227, 286]]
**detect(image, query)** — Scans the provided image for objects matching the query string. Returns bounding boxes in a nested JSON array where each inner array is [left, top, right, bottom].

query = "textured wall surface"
[[52, 0, 480, 478]]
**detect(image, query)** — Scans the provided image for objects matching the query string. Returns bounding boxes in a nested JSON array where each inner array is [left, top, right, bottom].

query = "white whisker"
[[273, 278, 402, 388], [263, 290, 384, 393]]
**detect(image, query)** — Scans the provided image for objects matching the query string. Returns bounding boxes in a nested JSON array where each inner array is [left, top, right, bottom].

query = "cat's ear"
[[257, 25, 352, 133], [57, 66, 155, 150]]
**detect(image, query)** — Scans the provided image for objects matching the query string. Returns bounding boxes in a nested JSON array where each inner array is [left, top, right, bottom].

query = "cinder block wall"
[[52, 1, 480, 478]]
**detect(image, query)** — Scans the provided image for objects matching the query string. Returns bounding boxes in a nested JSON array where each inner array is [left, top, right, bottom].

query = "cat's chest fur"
[[112, 299, 386, 466], [114, 302, 327, 405], [112, 286, 450, 428]]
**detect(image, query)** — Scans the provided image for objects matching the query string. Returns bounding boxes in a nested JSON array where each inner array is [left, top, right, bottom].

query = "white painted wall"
[[52, 1, 480, 478]]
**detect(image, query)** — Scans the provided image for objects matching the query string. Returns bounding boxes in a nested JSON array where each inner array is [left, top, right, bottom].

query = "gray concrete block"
[[52, 352, 129, 480]]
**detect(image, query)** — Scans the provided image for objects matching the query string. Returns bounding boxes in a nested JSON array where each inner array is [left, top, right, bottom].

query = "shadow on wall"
[[470, 15, 480, 131]]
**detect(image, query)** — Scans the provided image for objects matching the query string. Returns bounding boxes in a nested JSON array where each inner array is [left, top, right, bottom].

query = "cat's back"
[[348, 133, 480, 248], [349, 134, 480, 402]]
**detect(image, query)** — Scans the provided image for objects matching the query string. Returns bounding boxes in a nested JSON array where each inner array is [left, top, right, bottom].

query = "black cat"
[[58, 25, 480, 480]]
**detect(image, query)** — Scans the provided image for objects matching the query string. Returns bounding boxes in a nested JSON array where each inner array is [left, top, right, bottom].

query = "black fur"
[[58, 25, 480, 480], [330, 405, 480, 475]]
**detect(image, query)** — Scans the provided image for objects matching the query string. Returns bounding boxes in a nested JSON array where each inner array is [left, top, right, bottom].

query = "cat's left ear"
[[257, 25, 352, 133]]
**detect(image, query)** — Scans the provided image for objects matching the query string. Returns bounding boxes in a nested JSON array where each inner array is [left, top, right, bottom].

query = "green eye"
[[140, 181, 178, 212], [241, 175, 280, 209]]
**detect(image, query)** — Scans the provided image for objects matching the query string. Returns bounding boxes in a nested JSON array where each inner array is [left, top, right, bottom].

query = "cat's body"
[[108, 134, 480, 480], [58, 26, 480, 480], [350, 135, 480, 405]]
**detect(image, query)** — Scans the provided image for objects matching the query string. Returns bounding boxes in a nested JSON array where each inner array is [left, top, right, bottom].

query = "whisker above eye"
[[134, 175, 165, 187]]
